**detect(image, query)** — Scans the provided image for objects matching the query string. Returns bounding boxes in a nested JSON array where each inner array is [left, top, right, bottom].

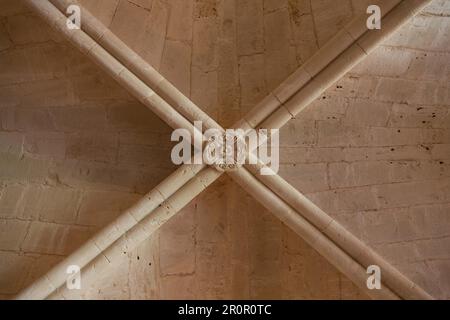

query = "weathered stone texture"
[[1, 0, 449, 300], [277, 3, 450, 298]]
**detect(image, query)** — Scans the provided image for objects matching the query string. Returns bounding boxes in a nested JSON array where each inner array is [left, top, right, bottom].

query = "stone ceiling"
[[0, 0, 449, 299]]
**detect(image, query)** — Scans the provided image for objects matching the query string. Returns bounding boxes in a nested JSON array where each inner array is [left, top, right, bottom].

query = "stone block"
[[117, 144, 173, 169], [160, 274, 196, 299], [139, 0, 170, 69], [6, 78, 75, 108], [343, 145, 432, 162], [368, 127, 423, 146], [78, 0, 121, 26], [0, 0, 29, 17], [375, 77, 449, 106], [191, 66, 218, 119], [0, 219, 29, 251], [0, 153, 51, 183], [192, 18, 219, 71], [279, 163, 329, 193], [301, 94, 348, 121], [160, 40, 192, 97], [167, 0, 193, 41], [72, 74, 131, 102], [21, 222, 92, 255], [65, 132, 117, 163], [280, 118, 317, 147], [10, 107, 56, 132], [373, 178, 450, 209], [0, 184, 25, 218], [24, 132, 65, 159], [318, 121, 368, 147], [108, 0, 151, 54], [310, 0, 352, 45], [0, 132, 23, 156], [107, 103, 171, 133], [0, 20, 12, 51], [388, 103, 447, 129], [344, 99, 391, 127], [351, 46, 414, 78], [159, 214, 196, 276], [384, 15, 450, 52], [0, 49, 31, 86], [432, 144, 450, 160], [263, 8, 295, 91], [236, 0, 264, 56], [307, 186, 378, 213], [77, 190, 140, 227], [6, 14, 55, 45], [51, 106, 107, 132], [0, 252, 33, 295], [37, 187, 82, 224], [238, 54, 267, 111]]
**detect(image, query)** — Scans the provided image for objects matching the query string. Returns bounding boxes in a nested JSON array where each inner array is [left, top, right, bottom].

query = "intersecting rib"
[[241, 0, 434, 300], [17, 0, 434, 300], [256, 0, 433, 130], [15, 0, 212, 299], [16, 163, 216, 299], [49, 0, 223, 132]]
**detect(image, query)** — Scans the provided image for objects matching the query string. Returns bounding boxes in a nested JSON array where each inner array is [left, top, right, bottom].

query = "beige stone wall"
[[278, 2, 450, 299], [0, 0, 449, 299], [72, 0, 369, 300], [0, 0, 175, 299]]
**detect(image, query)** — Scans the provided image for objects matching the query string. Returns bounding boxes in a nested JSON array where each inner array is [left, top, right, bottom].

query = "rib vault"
[[1, 0, 446, 300]]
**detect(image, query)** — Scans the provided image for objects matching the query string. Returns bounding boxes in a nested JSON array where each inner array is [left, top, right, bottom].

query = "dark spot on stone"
[[137, 256, 140, 260]]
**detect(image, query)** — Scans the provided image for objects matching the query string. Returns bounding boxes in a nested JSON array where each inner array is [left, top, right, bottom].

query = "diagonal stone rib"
[[240, 0, 432, 300], [21, 0, 204, 139], [16, 0, 432, 297], [243, 161, 432, 300], [49, 0, 222, 132], [21, 167, 221, 300], [242, 0, 403, 128], [15, 0, 214, 299], [16, 164, 211, 299], [241, 0, 434, 300], [225, 169, 399, 299], [257, 0, 433, 130]]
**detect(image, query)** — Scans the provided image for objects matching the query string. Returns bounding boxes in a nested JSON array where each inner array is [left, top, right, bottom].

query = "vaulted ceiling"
[[1, 0, 449, 300]]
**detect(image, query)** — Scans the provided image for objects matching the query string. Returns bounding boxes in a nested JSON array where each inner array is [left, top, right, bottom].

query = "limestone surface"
[[0, 0, 449, 300]]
